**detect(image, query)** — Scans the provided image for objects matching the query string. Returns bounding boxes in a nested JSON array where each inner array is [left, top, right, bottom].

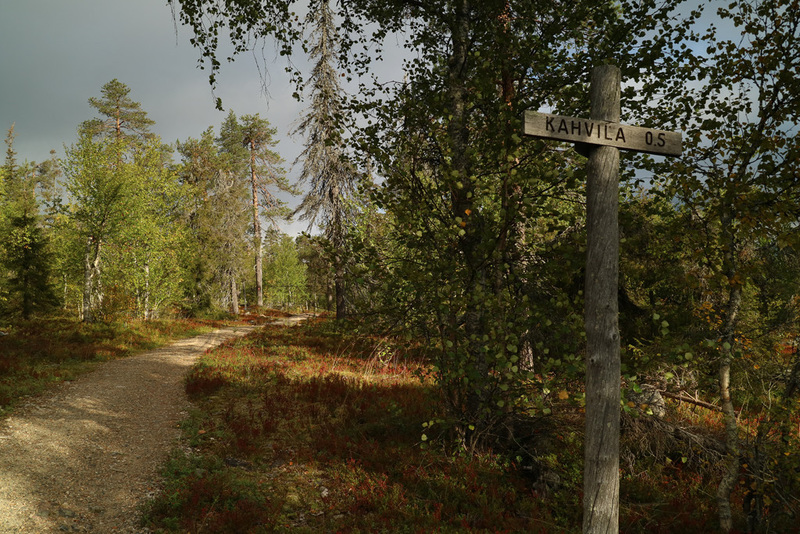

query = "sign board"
[[523, 110, 682, 157]]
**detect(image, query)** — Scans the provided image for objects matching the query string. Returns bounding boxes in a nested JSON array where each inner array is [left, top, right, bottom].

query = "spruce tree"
[[3, 123, 37, 214], [3, 213, 58, 319], [1, 125, 49, 319], [4, 123, 17, 183], [179, 126, 250, 316], [292, 0, 356, 320], [35, 150, 63, 229]]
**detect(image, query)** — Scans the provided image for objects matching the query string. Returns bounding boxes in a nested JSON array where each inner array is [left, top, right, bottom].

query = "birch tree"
[[634, 0, 800, 529], [170, 3, 702, 532], [63, 80, 157, 321], [110, 140, 187, 319], [63, 134, 131, 322]]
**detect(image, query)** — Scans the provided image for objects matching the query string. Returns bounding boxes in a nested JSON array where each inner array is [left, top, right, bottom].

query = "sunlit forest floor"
[[137, 317, 753, 533]]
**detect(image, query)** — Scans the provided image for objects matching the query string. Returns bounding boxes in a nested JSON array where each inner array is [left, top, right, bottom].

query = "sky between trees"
[[0, 0, 409, 236]]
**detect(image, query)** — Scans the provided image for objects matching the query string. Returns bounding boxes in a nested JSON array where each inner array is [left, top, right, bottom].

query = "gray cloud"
[[0, 0, 311, 231]]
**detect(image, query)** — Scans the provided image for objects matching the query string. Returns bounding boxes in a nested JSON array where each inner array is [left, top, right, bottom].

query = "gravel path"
[[0, 325, 259, 533]]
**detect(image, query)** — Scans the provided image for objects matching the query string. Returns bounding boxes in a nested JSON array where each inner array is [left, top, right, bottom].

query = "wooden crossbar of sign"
[[523, 110, 682, 157]]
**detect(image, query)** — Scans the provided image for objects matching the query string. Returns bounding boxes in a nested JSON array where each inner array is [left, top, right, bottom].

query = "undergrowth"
[[143, 319, 568, 533], [141, 318, 768, 533]]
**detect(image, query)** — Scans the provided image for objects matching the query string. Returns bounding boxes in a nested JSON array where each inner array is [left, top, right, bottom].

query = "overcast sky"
[[0, 0, 319, 235]]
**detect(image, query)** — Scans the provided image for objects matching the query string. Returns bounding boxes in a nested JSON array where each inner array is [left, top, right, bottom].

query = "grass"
[[0, 310, 221, 417]]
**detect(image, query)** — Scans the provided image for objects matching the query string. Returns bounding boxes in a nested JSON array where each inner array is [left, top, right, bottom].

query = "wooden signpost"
[[523, 65, 682, 534]]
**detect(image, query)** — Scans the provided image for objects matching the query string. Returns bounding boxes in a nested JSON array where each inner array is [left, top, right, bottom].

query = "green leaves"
[[262, 231, 309, 308]]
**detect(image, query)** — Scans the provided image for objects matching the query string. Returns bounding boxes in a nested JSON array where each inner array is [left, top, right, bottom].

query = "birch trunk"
[[714, 220, 743, 532], [143, 261, 151, 320], [717, 284, 742, 532], [447, 0, 489, 448], [82, 236, 102, 323]]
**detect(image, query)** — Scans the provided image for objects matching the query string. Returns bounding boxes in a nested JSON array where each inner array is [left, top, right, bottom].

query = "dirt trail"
[[0, 325, 258, 533]]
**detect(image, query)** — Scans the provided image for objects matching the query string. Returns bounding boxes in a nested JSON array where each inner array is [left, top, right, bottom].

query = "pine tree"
[[292, 0, 357, 320], [81, 79, 155, 143], [216, 111, 292, 310], [215, 112, 251, 314], [240, 113, 291, 308]]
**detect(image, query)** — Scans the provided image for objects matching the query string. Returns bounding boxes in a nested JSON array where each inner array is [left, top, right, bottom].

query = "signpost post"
[[523, 65, 682, 534]]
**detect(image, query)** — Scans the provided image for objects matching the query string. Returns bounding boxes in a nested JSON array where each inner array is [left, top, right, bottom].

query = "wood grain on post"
[[583, 64, 621, 534]]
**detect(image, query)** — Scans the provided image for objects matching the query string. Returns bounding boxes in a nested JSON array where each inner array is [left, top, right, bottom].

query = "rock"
[[532, 469, 562, 495], [224, 456, 253, 470], [627, 384, 666, 418]]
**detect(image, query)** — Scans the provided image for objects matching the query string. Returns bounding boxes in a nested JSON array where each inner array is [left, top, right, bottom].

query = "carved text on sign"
[[523, 111, 681, 156]]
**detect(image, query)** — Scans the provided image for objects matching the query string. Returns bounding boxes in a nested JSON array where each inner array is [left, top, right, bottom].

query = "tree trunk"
[[334, 259, 346, 320], [143, 260, 151, 320], [333, 228, 346, 319], [717, 282, 743, 532], [583, 64, 621, 534], [331, 194, 347, 321], [714, 220, 743, 533], [82, 236, 102, 323], [250, 144, 264, 307], [82, 240, 93, 322], [230, 271, 239, 316], [446, 0, 489, 448]]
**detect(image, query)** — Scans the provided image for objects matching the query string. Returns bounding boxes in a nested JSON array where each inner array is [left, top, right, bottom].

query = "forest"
[[1, 0, 799, 532]]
